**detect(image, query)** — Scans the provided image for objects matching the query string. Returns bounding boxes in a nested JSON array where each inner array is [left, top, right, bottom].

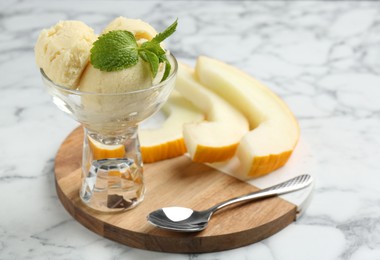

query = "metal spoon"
[[147, 174, 312, 232]]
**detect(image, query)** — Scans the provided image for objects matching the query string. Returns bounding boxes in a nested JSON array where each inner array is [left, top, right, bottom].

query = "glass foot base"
[[80, 158, 145, 212], [80, 191, 145, 212]]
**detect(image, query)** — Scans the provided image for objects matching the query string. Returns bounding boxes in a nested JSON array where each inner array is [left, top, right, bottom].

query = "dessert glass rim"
[[41, 53, 178, 96]]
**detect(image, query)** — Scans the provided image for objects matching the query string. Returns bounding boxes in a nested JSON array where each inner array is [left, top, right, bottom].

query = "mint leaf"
[[91, 30, 139, 71], [138, 19, 177, 81], [140, 41, 165, 56], [151, 19, 178, 44], [140, 50, 159, 78], [159, 54, 171, 82], [139, 50, 148, 62]]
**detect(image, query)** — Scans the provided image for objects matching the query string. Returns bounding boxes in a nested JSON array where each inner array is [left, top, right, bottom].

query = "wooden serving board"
[[54, 127, 297, 253]]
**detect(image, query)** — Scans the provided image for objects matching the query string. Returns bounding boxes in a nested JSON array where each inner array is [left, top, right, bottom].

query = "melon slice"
[[88, 136, 126, 160], [176, 63, 250, 163], [195, 56, 300, 178], [139, 91, 204, 163]]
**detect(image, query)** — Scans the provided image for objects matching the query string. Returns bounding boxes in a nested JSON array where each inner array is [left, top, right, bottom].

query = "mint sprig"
[[90, 19, 177, 82]]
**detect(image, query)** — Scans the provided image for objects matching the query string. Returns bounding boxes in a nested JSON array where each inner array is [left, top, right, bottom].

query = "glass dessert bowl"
[[42, 54, 178, 212]]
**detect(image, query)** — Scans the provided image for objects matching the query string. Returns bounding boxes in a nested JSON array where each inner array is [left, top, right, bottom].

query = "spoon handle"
[[210, 174, 313, 213]]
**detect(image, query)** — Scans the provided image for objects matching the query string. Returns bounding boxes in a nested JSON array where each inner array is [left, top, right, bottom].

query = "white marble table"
[[1, 1, 380, 259]]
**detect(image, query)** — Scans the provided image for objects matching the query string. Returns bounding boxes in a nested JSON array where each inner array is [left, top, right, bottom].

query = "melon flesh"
[[195, 56, 300, 178]]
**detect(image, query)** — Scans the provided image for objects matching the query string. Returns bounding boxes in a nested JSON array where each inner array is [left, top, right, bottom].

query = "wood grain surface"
[[54, 127, 297, 253]]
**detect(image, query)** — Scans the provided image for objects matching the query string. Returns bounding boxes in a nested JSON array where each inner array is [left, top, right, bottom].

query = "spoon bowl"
[[147, 174, 313, 232], [148, 207, 212, 232]]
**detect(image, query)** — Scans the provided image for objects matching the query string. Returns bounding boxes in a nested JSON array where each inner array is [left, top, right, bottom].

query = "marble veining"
[[1, 0, 380, 259]]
